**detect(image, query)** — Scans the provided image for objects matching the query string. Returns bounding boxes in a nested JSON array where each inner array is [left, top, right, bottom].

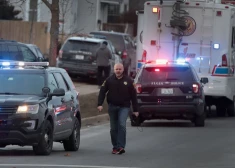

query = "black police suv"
[[0, 39, 46, 62], [0, 61, 81, 155], [132, 60, 207, 127]]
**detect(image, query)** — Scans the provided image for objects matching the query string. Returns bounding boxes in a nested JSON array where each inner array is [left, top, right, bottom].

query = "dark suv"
[[0, 39, 46, 62], [0, 61, 81, 155], [57, 36, 122, 78], [133, 60, 207, 127], [89, 31, 136, 77]]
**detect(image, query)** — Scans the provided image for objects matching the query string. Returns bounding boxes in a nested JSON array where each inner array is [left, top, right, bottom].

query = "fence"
[[0, 20, 50, 54]]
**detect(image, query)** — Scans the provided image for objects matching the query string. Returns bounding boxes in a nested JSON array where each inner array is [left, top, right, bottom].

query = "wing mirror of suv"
[[51, 88, 65, 96], [200, 77, 209, 84]]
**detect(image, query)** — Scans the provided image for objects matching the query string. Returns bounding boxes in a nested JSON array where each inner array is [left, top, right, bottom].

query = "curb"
[[81, 114, 110, 127]]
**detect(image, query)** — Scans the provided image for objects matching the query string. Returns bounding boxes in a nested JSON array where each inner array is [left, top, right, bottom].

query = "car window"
[[90, 33, 125, 52], [0, 45, 23, 61], [124, 35, 135, 49], [141, 67, 194, 83], [19, 46, 37, 62], [53, 73, 69, 91], [0, 73, 44, 95], [0, 45, 9, 60], [106, 42, 115, 59], [48, 73, 58, 92], [35, 47, 44, 58], [62, 40, 101, 55]]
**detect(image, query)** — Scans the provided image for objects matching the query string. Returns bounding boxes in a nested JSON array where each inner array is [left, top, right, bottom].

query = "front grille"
[[0, 106, 18, 114]]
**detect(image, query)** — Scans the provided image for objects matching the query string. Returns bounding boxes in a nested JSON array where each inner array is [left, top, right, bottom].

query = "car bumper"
[[138, 102, 204, 119], [0, 113, 44, 146], [58, 62, 97, 77]]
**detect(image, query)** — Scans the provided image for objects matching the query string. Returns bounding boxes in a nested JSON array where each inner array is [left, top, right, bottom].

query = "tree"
[[41, 0, 59, 67], [0, 0, 21, 20]]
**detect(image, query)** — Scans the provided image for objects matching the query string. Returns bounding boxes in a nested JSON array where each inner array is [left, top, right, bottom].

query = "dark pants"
[[108, 104, 130, 149], [97, 66, 110, 86]]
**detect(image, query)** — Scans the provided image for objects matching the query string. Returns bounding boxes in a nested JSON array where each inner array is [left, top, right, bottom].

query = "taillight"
[[59, 50, 63, 58], [222, 54, 227, 66], [192, 84, 199, 93], [135, 84, 142, 93], [122, 51, 127, 59], [142, 50, 147, 62]]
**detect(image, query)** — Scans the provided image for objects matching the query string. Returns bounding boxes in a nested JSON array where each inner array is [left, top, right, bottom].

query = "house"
[[9, 0, 129, 36]]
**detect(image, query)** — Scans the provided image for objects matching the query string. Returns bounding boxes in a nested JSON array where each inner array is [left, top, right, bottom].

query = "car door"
[[47, 73, 64, 135], [53, 72, 74, 134]]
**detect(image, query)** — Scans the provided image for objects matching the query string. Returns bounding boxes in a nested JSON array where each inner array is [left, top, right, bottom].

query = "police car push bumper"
[[0, 106, 45, 146]]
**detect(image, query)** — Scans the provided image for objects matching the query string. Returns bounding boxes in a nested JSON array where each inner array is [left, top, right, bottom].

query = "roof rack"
[[0, 61, 49, 69]]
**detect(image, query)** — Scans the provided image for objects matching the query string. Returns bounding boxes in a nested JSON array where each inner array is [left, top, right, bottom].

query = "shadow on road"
[[141, 121, 194, 127], [71, 77, 97, 85]]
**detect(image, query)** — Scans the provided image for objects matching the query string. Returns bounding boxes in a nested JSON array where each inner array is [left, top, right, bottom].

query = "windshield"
[[141, 67, 194, 82], [0, 73, 45, 95], [62, 40, 101, 55]]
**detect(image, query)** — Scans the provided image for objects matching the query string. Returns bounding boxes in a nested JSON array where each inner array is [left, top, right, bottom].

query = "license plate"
[[75, 55, 84, 60], [161, 88, 173, 94]]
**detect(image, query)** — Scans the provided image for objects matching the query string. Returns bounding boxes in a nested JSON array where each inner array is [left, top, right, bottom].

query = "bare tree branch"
[[85, 0, 94, 15], [41, 0, 51, 10]]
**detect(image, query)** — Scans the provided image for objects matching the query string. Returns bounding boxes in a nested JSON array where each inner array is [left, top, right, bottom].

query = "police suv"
[[133, 59, 207, 127], [0, 61, 81, 155]]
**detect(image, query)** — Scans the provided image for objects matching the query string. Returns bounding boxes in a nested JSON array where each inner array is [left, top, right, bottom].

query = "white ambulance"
[[137, 0, 235, 117]]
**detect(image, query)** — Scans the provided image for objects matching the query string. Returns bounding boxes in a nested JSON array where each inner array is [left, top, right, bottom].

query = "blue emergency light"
[[0, 61, 49, 69]]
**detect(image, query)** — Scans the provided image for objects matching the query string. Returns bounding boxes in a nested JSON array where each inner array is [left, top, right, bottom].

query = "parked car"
[[57, 36, 122, 78], [89, 31, 136, 77], [0, 39, 45, 62]]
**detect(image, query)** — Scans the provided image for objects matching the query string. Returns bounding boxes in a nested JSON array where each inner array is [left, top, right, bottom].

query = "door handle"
[[61, 98, 65, 102]]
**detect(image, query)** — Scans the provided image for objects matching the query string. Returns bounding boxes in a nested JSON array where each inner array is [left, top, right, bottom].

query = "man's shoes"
[[117, 148, 125, 154], [112, 148, 118, 154]]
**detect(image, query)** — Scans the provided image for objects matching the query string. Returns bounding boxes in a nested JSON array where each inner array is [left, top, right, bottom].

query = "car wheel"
[[194, 113, 205, 127], [63, 118, 80, 151], [227, 97, 235, 117], [33, 120, 53, 155]]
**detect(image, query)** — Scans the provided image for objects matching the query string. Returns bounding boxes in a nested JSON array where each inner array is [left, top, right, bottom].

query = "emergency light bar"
[[0, 61, 49, 68]]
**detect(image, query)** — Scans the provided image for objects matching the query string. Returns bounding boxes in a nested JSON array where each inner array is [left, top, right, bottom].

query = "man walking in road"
[[97, 63, 139, 154], [96, 41, 112, 88]]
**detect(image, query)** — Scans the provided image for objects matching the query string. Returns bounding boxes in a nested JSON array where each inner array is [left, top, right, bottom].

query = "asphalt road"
[[0, 115, 234, 168]]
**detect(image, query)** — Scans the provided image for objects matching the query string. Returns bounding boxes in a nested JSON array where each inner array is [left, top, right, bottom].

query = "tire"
[[63, 118, 80, 151], [227, 98, 235, 117], [195, 113, 205, 127], [216, 105, 226, 117], [33, 120, 53, 155]]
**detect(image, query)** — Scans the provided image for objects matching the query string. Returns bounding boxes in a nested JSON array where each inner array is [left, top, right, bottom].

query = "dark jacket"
[[97, 74, 138, 111], [96, 44, 112, 66]]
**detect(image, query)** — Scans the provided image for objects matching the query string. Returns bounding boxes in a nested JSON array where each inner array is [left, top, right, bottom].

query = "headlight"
[[16, 105, 39, 114]]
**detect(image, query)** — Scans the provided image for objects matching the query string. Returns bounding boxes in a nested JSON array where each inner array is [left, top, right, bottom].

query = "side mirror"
[[200, 77, 209, 84], [51, 88, 65, 97]]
